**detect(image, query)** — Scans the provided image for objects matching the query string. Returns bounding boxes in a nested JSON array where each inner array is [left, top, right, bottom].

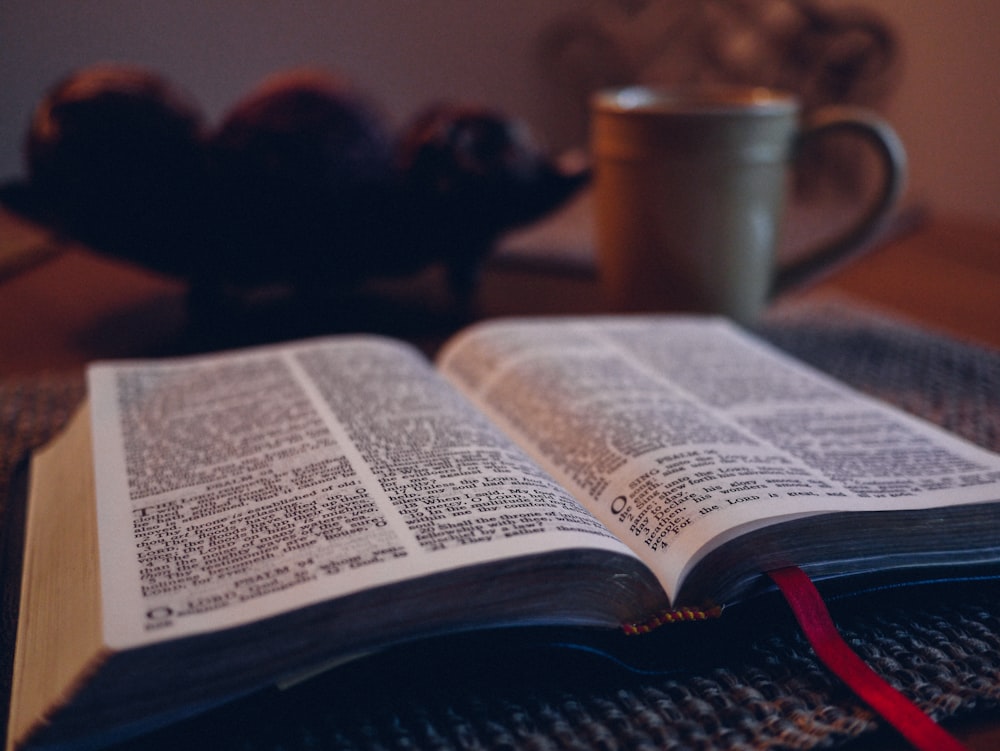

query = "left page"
[[87, 336, 644, 650]]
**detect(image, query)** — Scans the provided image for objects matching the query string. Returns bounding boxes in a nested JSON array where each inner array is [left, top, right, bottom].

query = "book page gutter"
[[89, 337, 636, 650]]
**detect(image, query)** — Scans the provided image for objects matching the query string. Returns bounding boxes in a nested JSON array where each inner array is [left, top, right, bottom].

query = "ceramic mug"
[[590, 85, 906, 323]]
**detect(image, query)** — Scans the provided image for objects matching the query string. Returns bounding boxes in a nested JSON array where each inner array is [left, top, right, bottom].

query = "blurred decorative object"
[[396, 104, 591, 307], [537, 0, 900, 197], [4, 65, 589, 322]]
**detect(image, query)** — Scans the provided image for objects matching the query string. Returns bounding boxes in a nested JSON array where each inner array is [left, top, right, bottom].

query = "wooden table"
[[809, 213, 1000, 350], [2, 202, 999, 375]]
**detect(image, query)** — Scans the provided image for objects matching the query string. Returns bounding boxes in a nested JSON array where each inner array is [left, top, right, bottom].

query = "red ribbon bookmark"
[[768, 566, 967, 751]]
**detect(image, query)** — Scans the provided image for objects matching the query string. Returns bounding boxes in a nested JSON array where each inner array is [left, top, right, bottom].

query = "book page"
[[88, 336, 639, 649], [437, 316, 1000, 601]]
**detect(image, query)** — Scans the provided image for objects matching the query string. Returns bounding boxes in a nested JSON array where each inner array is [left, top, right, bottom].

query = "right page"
[[437, 316, 1000, 605]]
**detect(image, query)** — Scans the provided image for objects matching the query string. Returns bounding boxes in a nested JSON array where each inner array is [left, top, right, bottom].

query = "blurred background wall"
[[2, 0, 998, 224]]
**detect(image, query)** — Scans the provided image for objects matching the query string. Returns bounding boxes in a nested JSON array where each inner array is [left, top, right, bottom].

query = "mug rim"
[[593, 85, 799, 116]]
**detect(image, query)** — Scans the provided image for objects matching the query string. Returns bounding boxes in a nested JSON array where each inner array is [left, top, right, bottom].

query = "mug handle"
[[772, 106, 907, 297]]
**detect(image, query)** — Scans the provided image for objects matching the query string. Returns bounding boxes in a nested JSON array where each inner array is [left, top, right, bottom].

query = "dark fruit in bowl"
[[24, 63, 209, 274], [207, 69, 395, 291]]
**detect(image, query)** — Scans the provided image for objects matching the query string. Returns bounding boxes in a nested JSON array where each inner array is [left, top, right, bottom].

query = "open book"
[[8, 315, 1000, 750]]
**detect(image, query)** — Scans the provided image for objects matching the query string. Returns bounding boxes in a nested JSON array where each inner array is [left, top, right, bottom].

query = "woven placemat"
[[3, 314, 1000, 750]]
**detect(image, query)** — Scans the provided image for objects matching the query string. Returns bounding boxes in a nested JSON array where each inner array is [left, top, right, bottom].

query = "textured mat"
[[3, 314, 1000, 750]]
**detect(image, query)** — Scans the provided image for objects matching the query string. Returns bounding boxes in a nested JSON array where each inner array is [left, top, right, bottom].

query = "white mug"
[[590, 85, 906, 323]]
